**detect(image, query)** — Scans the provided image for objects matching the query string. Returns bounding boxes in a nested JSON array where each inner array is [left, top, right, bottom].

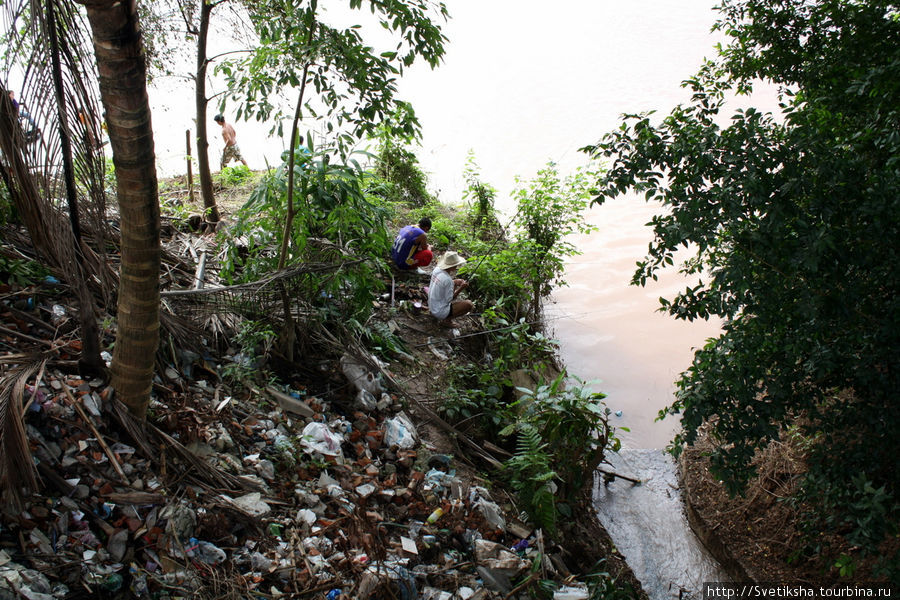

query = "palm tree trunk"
[[77, 0, 160, 419]]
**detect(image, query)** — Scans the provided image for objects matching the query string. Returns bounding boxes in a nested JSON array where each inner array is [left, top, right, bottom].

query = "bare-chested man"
[[213, 114, 248, 169]]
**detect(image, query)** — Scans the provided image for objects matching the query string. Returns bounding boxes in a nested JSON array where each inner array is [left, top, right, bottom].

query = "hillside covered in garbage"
[[0, 172, 643, 599]]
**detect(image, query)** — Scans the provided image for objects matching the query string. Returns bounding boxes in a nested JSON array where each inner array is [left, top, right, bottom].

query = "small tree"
[[509, 162, 597, 321], [462, 151, 499, 235], [219, 0, 448, 148], [220, 138, 388, 317], [219, 0, 447, 269]]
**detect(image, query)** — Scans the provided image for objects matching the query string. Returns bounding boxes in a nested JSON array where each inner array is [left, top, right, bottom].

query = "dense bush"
[[374, 136, 433, 206], [503, 373, 618, 535], [219, 138, 388, 322]]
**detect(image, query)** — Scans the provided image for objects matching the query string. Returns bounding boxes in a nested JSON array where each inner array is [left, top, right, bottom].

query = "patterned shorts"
[[221, 144, 244, 167]]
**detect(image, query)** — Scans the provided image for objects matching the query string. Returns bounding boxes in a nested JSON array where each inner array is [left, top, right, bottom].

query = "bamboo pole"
[[186, 129, 195, 203]]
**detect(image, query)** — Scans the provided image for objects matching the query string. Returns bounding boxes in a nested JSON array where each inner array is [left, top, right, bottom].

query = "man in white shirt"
[[428, 251, 474, 327]]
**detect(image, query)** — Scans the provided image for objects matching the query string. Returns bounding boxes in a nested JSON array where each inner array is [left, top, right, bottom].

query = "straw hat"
[[436, 251, 467, 270]]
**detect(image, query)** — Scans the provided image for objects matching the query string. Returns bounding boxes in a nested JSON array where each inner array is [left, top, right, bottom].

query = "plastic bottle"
[[425, 507, 444, 524]]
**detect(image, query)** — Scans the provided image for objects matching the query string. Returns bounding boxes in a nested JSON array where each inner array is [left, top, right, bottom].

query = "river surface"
[[546, 201, 722, 449]]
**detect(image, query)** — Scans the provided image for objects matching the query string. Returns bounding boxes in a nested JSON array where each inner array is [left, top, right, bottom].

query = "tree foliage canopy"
[[584, 0, 900, 573], [218, 0, 448, 150]]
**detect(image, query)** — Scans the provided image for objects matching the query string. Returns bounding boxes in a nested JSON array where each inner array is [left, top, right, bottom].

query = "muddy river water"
[[547, 199, 722, 450]]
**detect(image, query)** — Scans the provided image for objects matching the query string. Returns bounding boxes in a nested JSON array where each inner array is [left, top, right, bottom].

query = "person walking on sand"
[[428, 251, 474, 327], [214, 114, 248, 169], [391, 217, 433, 271]]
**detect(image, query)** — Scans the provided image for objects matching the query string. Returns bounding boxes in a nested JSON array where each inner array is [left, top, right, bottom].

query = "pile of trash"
[[0, 344, 593, 599]]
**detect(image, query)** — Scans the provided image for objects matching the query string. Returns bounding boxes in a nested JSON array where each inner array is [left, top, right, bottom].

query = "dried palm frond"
[[2, 1, 114, 372], [0, 359, 45, 510], [109, 396, 260, 494], [1, 0, 109, 258]]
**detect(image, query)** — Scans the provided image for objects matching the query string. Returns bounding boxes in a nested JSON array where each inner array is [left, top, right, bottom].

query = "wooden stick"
[[193, 249, 207, 290], [0, 324, 54, 347], [186, 129, 195, 203], [598, 468, 641, 485], [64, 386, 129, 484]]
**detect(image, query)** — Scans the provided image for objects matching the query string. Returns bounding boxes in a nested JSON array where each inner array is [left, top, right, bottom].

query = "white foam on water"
[[593, 449, 730, 600]]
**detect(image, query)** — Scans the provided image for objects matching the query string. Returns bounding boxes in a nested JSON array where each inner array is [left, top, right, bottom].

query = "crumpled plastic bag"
[[229, 492, 271, 517], [473, 539, 528, 577], [383, 412, 418, 450], [475, 496, 507, 532], [340, 353, 384, 395], [300, 422, 344, 457]]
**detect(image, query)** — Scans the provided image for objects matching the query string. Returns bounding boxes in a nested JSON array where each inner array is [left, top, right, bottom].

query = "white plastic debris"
[[244, 455, 276, 480], [383, 412, 418, 450], [475, 497, 507, 532], [50, 304, 66, 324], [187, 539, 226, 566], [473, 539, 528, 577], [421, 586, 451, 600], [317, 472, 344, 497], [400, 536, 418, 555], [300, 422, 344, 457], [296, 509, 317, 526], [553, 586, 590, 600], [355, 389, 377, 411], [229, 492, 271, 517], [355, 483, 376, 498], [340, 353, 384, 395], [250, 552, 273, 572]]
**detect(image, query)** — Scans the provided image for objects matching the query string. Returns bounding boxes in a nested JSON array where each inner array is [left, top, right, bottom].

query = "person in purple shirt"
[[391, 217, 433, 270]]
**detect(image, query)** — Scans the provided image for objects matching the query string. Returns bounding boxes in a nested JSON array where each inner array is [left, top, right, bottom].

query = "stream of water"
[[594, 449, 730, 598]]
